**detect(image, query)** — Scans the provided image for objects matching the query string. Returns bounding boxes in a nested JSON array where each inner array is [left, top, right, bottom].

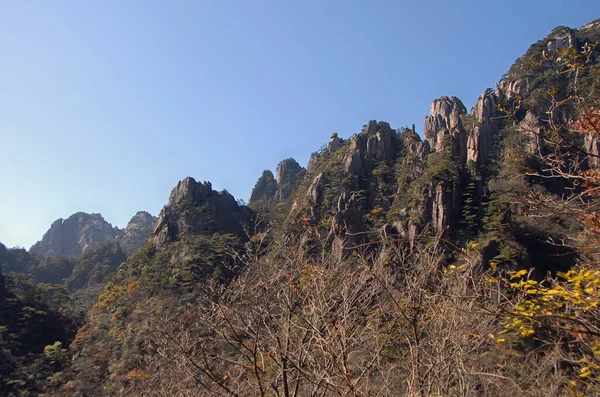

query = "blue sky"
[[0, 1, 598, 249]]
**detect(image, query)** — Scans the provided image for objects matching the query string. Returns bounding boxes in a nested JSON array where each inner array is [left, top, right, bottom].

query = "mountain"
[[30, 211, 157, 258], [152, 176, 254, 247], [30, 213, 120, 258], [6, 18, 600, 397], [115, 211, 157, 256]]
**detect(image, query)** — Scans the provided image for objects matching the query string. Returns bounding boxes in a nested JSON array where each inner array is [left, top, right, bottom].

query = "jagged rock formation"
[[545, 27, 576, 57], [275, 158, 305, 202], [248, 158, 306, 206], [424, 97, 468, 162], [467, 90, 503, 167], [331, 191, 364, 258], [152, 177, 253, 247], [307, 152, 320, 173], [115, 211, 157, 256], [327, 132, 342, 152], [306, 173, 328, 205], [61, 20, 600, 396], [30, 213, 120, 258], [30, 211, 156, 258], [342, 120, 397, 177], [248, 170, 278, 204]]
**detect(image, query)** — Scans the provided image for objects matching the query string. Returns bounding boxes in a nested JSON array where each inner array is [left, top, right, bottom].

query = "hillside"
[[2, 18, 600, 397]]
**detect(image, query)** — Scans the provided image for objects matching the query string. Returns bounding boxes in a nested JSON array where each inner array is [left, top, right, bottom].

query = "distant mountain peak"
[[30, 211, 157, 258]]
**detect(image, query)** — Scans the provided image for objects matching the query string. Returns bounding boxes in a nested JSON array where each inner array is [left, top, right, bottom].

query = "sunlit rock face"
[[152, 177, 253, 248], [30, 213, 120, 258]]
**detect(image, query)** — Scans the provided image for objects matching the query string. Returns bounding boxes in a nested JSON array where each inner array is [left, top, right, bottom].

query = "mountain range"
[[1, 18, 600, 396]]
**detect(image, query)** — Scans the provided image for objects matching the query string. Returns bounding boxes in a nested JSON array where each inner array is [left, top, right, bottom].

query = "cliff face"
[[246, 19, 600, 262], [424, 97, 467, 161], [30, 211, 157, 258], [30, 213, 120, 258], [248, 170, 278, 204], [248, 158, 306, 206], [152, 177, 253, 248], [115, 211, 157, 256]]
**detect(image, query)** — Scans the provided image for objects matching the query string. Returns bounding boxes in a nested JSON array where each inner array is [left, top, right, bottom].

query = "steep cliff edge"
[[30, 211, 156, 258], [152, 177, 253, 247], [30, 213, 120, 258]]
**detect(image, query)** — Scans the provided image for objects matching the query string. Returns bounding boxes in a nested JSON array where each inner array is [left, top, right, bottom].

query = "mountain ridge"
[[30, 211, 157, 258], [3, 18, 600, 396]]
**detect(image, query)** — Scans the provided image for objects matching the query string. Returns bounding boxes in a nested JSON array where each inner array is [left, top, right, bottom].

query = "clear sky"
[[0, 1, 598, 249]]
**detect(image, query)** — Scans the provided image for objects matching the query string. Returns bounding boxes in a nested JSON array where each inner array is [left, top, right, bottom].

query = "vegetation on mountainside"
[[0, 241, 129, 395], [0, 272, 77, 396], [3, 20, 600, 397], [493, 41, 600, 395]]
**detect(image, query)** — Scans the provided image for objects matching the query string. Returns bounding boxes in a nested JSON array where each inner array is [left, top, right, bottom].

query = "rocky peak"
[[580, 19, 600, 34], [167, 177, 214, 207], [275, 158, 305, 202], [546, 27, 576, 57], [307, 152, 320, 173], [343, 120, 399, 176], [399, 127, 429, 158], [424, 97, 467, 161], [276, 158, 303, 185], [152, 177, 253, 247], [327, 133, 342, 153], [248, 170, 278, 205], [30, 212, 120, 258], [467, 90, 503, 166], [116, 211, 157, 256]]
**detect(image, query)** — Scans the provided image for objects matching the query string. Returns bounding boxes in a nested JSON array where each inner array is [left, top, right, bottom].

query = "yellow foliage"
[[126, 368, 152, 382], [127, 280, 138, 295]]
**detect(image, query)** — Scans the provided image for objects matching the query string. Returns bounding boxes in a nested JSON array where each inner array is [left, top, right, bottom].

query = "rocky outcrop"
[[30, 213, 120, 258], [545, 27, 577, 57], [327, 133, 342, 153], [331, 192, 364, 259], [467, 90, 502, 166], [431, 181, 462, 236], [306, 173, 328, 205], [423, 97, 467, 162], [152, 177, 253, 247], [248, 159, 306, 207], [274, 158, 305, 203], [248, 170, 278, 205], [585, 133, 600, 168], [518, 110, 544, 154], [115, 211, 157, 256], [400, 127, 429, 158], [307, 152, 320, 173], [497, 78, 530, 101], [306, 173, 329, 220], [343, 120, 399, 176]]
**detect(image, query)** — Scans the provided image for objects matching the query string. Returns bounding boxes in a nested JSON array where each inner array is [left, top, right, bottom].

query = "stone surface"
[[423, 97, 467, 162], [152, 177, 253, 247], [307, 152, 320, 173], [327, 133, 342, 153], [274, 158, 305, 202], [546, 27, 576, 57], [306, 173, 328, 205], [467, 90, 502, 166], [116, 211, 157, 256], [30, 213, 120, 258], [331, 192, 364, 259], [342, 120, 399, 176], [248, 170, 278, 205]]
